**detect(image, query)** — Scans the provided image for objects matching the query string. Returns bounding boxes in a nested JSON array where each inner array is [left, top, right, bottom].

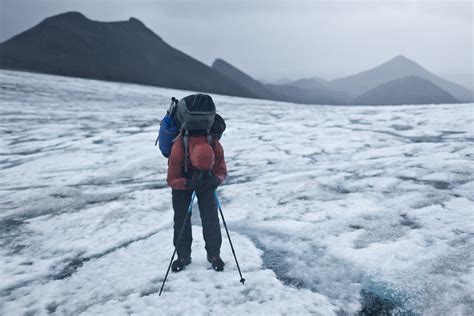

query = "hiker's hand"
[[197, 176, 220, 192], [185, 172, 200, 191]]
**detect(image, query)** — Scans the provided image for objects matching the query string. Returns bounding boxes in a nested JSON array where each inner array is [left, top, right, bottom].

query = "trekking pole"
[[214, 192, 246, 285], [159, 191, 196, 296]]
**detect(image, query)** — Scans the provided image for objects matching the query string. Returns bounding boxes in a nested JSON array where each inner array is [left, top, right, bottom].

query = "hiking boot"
[[207, 255, 225, 271], [171, 257, 191, 272]]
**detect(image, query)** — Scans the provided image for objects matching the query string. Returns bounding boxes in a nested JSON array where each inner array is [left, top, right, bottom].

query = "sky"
[[0, 0, 472, 87]]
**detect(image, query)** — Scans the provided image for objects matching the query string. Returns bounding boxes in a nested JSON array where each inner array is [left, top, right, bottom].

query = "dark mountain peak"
[[54, 11, 86, 19], [212, 58, 255, 82], [212, 58, 232, 68], [41, 12, 148, 32], [42, 11, 88, 24], [120, 17, 155, 35], [0, 13, 256, 98], [213, 58, 262, 84], [127, 17, 147, 28]]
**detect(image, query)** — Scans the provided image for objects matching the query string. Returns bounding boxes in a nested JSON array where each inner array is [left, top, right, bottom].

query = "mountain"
[[211, 58, 278, 100], [353, 75, 459, 105], [2, 12, 467, 106], [287, 77, 330, 90], [212, 58, 349, 105], [330, 55, 473, 102], [265, 84, 349, 105], [272, 78, 293, 85], [0, 12, 256, 98]]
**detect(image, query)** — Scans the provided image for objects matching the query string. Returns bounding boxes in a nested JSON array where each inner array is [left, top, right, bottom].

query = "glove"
[[185, 172, 201, 191], [196, 175, 221, 192]]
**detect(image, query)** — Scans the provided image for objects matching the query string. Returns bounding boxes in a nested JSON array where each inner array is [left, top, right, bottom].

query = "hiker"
[[165, 94, 227, 272]]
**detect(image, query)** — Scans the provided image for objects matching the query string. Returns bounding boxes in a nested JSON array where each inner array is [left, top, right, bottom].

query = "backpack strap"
[[206, 130, 214, 177], [206, 129, 212, 147], [183, 129, 189, 173]]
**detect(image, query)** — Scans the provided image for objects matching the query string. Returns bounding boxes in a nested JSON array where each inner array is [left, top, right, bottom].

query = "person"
[[167, 132, 227, 272]]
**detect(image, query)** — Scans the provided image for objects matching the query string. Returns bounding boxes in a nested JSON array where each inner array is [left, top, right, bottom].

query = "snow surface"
[[1, 70, 473, 315]]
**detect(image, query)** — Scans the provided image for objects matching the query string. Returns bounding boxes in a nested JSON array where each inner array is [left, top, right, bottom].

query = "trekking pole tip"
[[240, 278, 246, 285]]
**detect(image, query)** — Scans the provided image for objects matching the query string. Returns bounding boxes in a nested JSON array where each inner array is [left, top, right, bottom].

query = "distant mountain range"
[[287, 77, 330, 90], [0, 12, 472, 105], [212, 57, 468, 105], [211, 58, 349, 104], [211, 58, 279, 100], [330, 55, 472, 102], [353, 76, 458, 105]]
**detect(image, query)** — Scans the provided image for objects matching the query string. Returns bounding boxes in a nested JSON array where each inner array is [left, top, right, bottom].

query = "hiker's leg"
[[172, 189, 193, 258], [197, 189, 222, 257]]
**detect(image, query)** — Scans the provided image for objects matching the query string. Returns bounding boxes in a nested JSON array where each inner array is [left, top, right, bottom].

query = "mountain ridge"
[[353, 75, 459, 105], [329, 55, 472, 102], [287, 77, 330, 90], [211, 58, 279, 100], [1, 12, 470, 105], [212, 58, 350, 105], [0, 11, 257, 98]]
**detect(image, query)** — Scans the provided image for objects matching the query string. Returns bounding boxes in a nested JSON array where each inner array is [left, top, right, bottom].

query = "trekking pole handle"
[[215, 192, 221, 208]]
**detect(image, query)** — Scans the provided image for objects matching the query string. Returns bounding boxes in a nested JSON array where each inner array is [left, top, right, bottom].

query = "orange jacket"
[[167, 135, 227, 190]]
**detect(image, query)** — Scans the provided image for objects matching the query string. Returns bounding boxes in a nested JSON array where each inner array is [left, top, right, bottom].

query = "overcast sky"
[[0, 0, 472, 87]]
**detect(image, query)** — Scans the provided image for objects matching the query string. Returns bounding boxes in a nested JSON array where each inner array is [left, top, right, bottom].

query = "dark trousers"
[[172, 189, 222, 259]]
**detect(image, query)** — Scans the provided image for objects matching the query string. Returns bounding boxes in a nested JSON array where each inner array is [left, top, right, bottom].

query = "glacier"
[[0, 70, 473, 315]]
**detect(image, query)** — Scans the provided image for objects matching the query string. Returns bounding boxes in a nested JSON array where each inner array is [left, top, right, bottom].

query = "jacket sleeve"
[[212, 140, 227, 184], [167, 137, 188, 190]]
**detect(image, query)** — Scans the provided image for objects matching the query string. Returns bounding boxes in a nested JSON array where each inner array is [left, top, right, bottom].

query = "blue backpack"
[[155, 98, 179, 158]]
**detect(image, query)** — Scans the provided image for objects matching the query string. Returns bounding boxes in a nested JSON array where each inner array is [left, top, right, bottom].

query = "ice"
[[1, 70, 473, 314]]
